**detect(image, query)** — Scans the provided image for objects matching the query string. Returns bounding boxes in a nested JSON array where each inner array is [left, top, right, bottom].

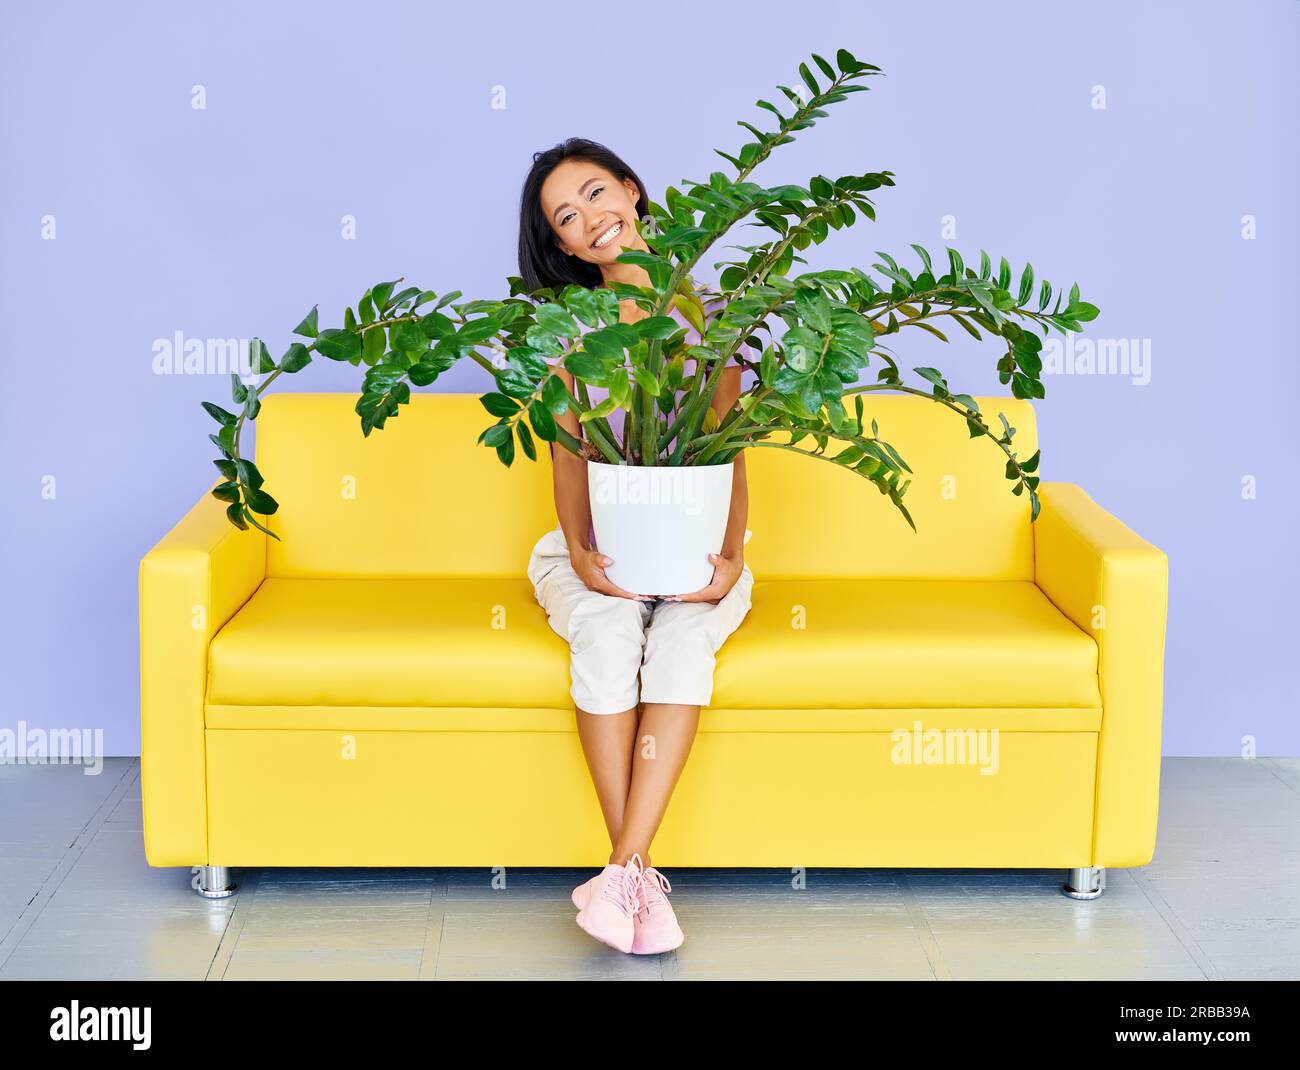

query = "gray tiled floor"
[[0, 757, 1296, 980]]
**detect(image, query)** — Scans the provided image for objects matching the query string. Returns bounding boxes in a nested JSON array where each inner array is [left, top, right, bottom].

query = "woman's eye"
[[590, 186, 604, 199]]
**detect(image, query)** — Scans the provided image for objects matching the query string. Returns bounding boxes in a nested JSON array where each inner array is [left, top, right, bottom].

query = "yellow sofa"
[[139, 392, 1168, 900]]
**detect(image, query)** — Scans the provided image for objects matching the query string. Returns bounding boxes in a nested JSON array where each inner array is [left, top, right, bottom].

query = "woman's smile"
[[535, 155, 652, 287], [591, 219, 624, 249]]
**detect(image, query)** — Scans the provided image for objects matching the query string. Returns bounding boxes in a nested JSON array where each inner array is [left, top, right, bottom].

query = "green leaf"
[[1017, 263, 1035, 306], [608, 369, 632, 407], [202, 402, 237, 426], [632, 367, 661, 395], [950, 313, 981, 341], [244, 487, 279, 515], [1071, 302, 1100, 322], [210, 480, 240, 503], [361, 327, 386, 365], [579, 397, 618, 423], [406, 361, 440, 387], [562, 352, 608, 385], [908, 321, 948, 342], [798, 62, 820, 98], [236, 458, 264, 490], [542, 374, 570, 415], [371, 280, 399, 312], [910, 244, 933, 275], [280, 342, 312, 373], [528, 399, 557, 442], [795, 287, 832, 333], [420, 312, 455, 340], [249, 337, 276, 374], [582, 325, 637, 360], [811, 53, 837, 81], [536, 303, 580, 337], [483, 423, 511, 447], [633, 316, 679, 340], [480, 392, 520, 417], [515, 420, 537, 461], [292, 306, 319, 338], [997, 257, 1012, 291], [315, 329, 362, 362], [496, 431, 515, 467], [388, 286, 421, 310], [391, 320, 426, 353], [211, 424, 236, 455], [226, 502, 248, 530]]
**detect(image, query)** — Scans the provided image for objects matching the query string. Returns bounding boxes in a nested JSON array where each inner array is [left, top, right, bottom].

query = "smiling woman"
[[518, 137, 736, 446], [517, 137, 653, 292], [514, 134, 755, 956]]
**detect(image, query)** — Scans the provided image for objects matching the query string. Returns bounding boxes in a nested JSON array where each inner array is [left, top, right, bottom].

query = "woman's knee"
[[567, 597, 646, 655]]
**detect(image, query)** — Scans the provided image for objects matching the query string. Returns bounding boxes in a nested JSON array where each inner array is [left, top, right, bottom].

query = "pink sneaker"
[[572, 855, 644, 953], [632, 866, 684, 955]]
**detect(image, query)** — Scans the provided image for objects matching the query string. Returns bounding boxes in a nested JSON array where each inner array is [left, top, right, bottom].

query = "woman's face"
[[539, 159, 644, 269]]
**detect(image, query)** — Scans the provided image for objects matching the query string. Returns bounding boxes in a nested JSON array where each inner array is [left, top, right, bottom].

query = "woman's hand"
[[570, 546, 653, 601], [665, 551, 743, 605]]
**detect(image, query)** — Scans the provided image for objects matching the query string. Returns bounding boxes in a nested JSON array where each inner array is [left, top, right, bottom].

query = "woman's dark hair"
[[517, 137, 649, 293]]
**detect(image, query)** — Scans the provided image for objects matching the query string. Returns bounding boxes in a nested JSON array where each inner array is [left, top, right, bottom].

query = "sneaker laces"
[[599, 853, 644, 918], [639, 867, 672, 916]]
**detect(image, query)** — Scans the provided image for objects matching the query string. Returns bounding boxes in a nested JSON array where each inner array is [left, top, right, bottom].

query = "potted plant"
[[202, 47, 1098, 592]]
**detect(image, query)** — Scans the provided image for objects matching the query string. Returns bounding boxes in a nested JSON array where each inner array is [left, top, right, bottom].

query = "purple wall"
[[2, 1, 1296, 755]]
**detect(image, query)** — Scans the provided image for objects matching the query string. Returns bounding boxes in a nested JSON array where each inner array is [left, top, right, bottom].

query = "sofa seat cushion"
[[207, 577, 572, 708], [208, 576, 1099, 715], [711, 579, 1100, 710]]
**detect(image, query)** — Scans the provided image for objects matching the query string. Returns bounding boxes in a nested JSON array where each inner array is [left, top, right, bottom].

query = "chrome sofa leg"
[[1062, 866, 1105, 900], [191, 865, 237, 899]]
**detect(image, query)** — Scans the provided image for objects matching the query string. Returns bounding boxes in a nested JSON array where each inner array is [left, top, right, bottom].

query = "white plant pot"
[[587, 460, 734, 596]]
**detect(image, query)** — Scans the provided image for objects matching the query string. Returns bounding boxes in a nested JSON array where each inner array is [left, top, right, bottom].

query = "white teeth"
[[593, 221, 622, 248]]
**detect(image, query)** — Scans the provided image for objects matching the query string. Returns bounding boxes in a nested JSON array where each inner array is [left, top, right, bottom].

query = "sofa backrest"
[[258, 393, 556, 578], [742, 395, 1037, 580], [256, 392, 1037, 580]]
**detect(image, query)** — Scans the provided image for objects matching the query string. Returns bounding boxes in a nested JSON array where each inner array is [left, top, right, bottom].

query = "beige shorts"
[[527, 525, 755, 715]]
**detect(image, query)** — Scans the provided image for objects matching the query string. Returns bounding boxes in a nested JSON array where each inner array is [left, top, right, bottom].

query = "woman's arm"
[[549, 366, 649, 600], [549, 365, 593, 554], [713, 365, 748, 566]]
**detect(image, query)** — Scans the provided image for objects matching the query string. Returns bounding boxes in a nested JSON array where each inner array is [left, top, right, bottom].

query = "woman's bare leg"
[[574, 705, 639, 849], [611, 702, 701, 865]]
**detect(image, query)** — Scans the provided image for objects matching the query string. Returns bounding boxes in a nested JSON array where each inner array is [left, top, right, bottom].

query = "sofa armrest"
[[139, 487, 266, 866], [1034, 482, 1169, 867]]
